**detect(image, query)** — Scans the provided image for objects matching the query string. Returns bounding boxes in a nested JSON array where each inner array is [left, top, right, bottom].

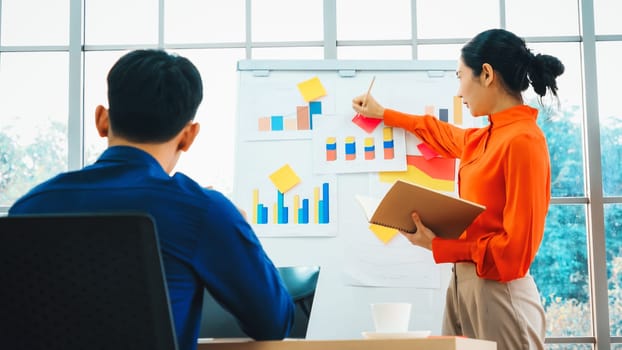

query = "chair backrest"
[[0, 213, 178, 350], [198, 265, 320, 339]]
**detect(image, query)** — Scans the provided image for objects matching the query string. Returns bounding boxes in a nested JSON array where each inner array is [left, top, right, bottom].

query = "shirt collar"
[[487, 105, 539, 128], [95, 146, 168, 177]]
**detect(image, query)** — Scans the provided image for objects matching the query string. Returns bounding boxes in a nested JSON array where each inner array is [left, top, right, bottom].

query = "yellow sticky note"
[[297, 76, 327, 102], [369, 224, 399, 244], [269, 164, 301, 194]]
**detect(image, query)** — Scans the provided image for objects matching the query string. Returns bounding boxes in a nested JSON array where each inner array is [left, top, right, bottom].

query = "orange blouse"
[[384, 105, 550, 282]]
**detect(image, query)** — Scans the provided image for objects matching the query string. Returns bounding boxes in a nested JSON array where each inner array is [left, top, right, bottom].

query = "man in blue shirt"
[[9, 49, 295, 350]]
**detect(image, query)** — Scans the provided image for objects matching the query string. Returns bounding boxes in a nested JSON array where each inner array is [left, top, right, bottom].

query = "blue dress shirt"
[[9, 146, 295, 350]]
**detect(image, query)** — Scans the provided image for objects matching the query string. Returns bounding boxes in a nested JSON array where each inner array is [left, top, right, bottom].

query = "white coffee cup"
[[370, 302, 411, 333]]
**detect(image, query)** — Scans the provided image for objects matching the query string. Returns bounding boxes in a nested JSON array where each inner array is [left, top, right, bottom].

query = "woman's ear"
[[481, 63, 494, 87]]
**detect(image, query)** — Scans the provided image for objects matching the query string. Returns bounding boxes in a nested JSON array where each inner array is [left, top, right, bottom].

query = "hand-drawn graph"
[[312, 115, 407, 174], [233, 140, 338, 237], [237, 74, 336, 141]]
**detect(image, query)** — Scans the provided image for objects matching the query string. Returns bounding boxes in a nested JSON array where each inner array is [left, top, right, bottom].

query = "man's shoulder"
[[8, 172, 72, 214]]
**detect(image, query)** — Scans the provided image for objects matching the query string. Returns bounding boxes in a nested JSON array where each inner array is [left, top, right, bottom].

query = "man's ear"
[[177, 122, 200, 152], [481, 63, 494, 87], [95, 105, 110, 137]]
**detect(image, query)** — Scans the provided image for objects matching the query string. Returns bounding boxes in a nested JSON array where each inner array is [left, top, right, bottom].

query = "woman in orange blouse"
[[352, 29, 564, 350]]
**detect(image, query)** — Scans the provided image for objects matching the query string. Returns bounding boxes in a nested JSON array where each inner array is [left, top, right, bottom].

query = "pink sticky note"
[[417, 142, 440, 160], [352, 113, 383, 133]]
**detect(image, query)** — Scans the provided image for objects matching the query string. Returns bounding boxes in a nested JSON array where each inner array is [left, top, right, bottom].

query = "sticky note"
[[378, 165, 455, 192], [352, 113, 383, 133], [417, 143, 439, 160], [369, 224, 399, 244], [406, 155, 455, 181], [269, 164, 301, 194], [297, 76, 327, 102]]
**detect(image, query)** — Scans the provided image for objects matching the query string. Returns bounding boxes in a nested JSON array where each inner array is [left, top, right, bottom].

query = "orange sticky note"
[[268, 164, 301, 194], [297, 76, 327, 102], [406, 155, 455, 181], [369, 224, 399, 244]]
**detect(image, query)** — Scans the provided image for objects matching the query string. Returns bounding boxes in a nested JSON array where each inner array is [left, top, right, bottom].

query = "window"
[[594, 0, 622, 35], [596, 42, 622, 197], [251, 0, 323, 42], [0, 0, 69, 46], [84, 0, 158, 45], [415, 0, 498, 39], [164, 0, 246, 44], [336, 0, 411, 41], [0, 1, 619, 347], [0, 52, 69, 205], [505, 0, 580, 36]]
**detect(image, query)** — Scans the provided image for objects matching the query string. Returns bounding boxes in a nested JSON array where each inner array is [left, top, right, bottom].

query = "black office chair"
[[199, 265, 320, 339], [0, 213, 178, 350]]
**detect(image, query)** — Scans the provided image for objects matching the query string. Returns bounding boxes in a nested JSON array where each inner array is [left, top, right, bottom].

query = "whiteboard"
[[232, 60, 482, 339]]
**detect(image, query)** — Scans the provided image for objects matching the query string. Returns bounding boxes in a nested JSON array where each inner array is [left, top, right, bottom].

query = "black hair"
[[461, 29, 565, 101], [106, 49, 203, 143]]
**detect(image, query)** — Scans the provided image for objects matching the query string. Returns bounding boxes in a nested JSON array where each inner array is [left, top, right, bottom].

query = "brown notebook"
[[369, 179, 486, 239]]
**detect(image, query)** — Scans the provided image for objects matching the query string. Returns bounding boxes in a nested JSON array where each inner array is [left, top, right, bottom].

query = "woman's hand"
[[352, 93, 385, 119], [400, 212, 437, 250]]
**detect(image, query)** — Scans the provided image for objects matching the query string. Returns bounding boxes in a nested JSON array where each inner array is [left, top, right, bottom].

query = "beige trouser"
[[442, 262, 545, 350]]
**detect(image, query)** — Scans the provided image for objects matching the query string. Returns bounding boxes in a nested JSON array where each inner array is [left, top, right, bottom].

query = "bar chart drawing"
[[252, 182, 330, 225], [236, 155, 337, 237], [312, 115, 407, 174], [237, 74, 337, 141], [257, 101, 323, 133]]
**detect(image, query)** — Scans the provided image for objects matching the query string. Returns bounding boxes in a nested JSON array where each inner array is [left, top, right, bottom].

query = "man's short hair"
[[107, 49, 203, 143]]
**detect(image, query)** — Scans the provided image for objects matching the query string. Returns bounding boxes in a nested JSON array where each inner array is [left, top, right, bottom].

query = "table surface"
[[197, 336, 496, 350]]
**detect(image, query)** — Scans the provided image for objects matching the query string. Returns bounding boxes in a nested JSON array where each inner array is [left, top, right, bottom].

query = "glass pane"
[[164, 0, 245, 44], [171, 49, 244, 195], [1, 0, 69, 45], [0, 52, 69, 205], [528, 43, 584, 198], [336, 0, 411, 40], [505, 0, 579, 36], [252, 0, 322, 42], [606, 204, 622, 335], [531, 205, 591, 337], [594, 0, 622, 35], [597, 42, 622, 197], [337, 45, 412, 59], [416, 0, 498, 39], [417, 44, 463, 60], [83, 51, 130, 165], [252, 47, 323, 59], [84, 0, 158, 45]]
